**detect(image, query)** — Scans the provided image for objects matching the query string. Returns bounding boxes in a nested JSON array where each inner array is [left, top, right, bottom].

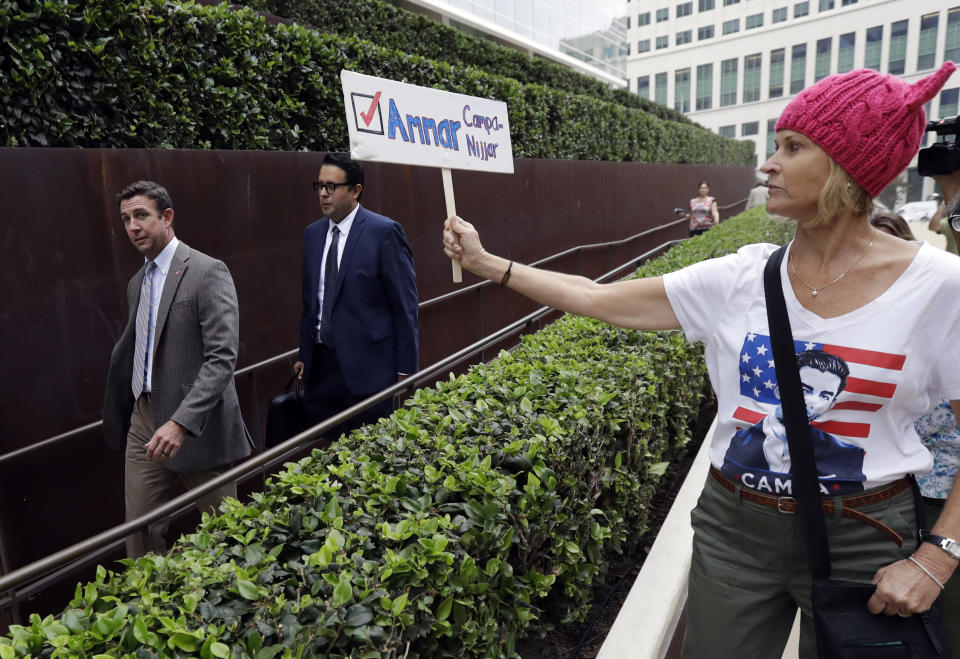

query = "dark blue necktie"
[[318, 226, 340, 346]]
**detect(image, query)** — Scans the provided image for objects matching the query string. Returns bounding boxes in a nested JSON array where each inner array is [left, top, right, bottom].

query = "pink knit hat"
[[776, 61, 956, 197]]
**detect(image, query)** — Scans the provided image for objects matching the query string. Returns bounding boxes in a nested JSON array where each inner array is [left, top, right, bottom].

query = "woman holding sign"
[[444, 63, 960, 658]]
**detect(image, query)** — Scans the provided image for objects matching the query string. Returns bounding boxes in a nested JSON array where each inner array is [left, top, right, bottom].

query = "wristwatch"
[[920, 530, 960, 560]]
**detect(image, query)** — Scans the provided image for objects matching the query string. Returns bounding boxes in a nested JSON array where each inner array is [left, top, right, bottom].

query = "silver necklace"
[[788, 230, 876, 297]]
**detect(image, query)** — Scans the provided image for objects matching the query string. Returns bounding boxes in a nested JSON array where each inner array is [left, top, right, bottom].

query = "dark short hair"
[[797, 349, 849, 394], [116, 180, 173, 213], [698, 181, 710, 188], [322, 153, 364, 199], [869, 211, 915, 241]]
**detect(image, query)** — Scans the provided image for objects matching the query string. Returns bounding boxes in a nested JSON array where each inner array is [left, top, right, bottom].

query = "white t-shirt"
[[663, 241, 960, 495]]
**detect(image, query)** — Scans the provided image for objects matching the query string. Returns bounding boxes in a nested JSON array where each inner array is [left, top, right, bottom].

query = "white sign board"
[[341, 70, 514, 174]]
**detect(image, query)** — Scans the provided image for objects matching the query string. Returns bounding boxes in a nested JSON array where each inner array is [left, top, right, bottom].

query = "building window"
[[626, 16, 631, 29], [918, 13, 939, 70], [743, 53, 762, 103], [770, 48, 785, 98], [676, 30, 693, 45], [699, 0, 715, 11], [888, 19, 908, 75], [767, 118, 778, 157], [699, 25, 715, 40], [841, 0, 857, 5], [719, 125, 736, 138], [639, 11, 651, 26], [819, 0, 834, 10], [696, 63, 713, 110], [790, 43, 806, 94], [815, 37, 832, 81], [656, 35, 669, 49], [721, 58, 738, 106], [948, 7, 960, 63], [794, 2, 809, 18], [722, 18, 740, 34], [723, 0, 740, 5], [638, 39, 651, 53], [773, 7, 788, 23], [865, 26, 883, 70], [655, 72, 668, 105], [838, 32, 855, 73], [677, 2, 693, 18], [742, 121, 759, 136], [657, 7, 669, 21], [941, 88, 959, 117], [746, 13, 763, 29], [675, 68, 691, 113], [637, 75, 651, 99]]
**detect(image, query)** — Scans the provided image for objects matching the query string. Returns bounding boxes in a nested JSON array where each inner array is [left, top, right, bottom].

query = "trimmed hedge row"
[[0, 0, 753, 165], [0, 209, 793, 659], [238, 0, 692, 126]]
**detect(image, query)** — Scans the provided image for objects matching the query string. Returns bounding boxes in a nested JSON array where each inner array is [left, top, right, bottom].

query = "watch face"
[[947, 540, 960, 559]]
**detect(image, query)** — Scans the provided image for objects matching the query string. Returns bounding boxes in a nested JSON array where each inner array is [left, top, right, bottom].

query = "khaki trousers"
[[124, 395, 236, 559]]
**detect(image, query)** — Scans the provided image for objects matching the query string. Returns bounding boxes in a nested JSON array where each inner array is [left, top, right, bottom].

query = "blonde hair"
[[809, 158, 873, 227]]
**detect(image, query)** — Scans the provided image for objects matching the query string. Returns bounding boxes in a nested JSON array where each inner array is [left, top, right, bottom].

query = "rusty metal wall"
[[0, 147, 752, 597]]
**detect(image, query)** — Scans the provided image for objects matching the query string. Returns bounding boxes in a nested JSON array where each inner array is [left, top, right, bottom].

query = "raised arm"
[[443, 216, 680, 331]]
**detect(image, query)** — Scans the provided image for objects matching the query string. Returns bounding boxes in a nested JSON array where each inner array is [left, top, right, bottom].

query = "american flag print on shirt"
[[733, 332, 905, 441]]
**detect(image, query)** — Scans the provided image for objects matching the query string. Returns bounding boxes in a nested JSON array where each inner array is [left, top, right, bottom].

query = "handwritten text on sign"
[[341, 70, 514, 174]]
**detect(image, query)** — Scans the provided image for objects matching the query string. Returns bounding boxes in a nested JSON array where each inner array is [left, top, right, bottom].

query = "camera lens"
[[950, 214, 960, 233]]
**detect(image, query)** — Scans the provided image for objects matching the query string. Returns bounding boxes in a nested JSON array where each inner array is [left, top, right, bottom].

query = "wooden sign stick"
[[442, 167, 462, 283]]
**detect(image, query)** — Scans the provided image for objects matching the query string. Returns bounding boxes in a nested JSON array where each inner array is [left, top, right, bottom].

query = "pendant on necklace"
[[811, 290, 819, 296]]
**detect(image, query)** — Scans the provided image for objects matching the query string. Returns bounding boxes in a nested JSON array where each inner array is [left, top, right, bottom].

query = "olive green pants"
[[682, 473, 918, 659]]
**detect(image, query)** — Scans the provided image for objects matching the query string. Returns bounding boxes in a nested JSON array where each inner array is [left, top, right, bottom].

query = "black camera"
[[917, 115, 960, 177], [674, 207, 688, 216]]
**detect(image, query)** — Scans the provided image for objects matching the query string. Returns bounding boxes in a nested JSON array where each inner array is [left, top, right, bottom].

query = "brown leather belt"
[[709, 466, 909, 547]]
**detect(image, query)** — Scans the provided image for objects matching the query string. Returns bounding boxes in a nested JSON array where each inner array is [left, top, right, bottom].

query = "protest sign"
[[341, 70, 514, 281]]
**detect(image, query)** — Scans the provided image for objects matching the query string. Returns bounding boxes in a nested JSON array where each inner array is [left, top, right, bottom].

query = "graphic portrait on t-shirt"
[[722, 336, 878, 495]]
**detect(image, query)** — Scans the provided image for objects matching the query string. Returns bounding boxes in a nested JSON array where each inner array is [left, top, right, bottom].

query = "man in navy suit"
[[294, 153, 419, 435]]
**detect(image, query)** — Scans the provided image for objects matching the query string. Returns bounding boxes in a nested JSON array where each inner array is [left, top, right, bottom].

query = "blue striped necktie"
[[131, 261, 157, 398]]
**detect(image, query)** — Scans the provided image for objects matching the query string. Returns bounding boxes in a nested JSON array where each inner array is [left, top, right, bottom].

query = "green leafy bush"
[[0, 0, 753, 165], [239, 0, 691, 125], [0, 209, 792, 658]]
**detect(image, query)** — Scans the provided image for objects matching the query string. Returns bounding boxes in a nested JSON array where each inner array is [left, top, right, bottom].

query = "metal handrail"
[[0, 237, 682, 599], [0, 217, 684, 466]]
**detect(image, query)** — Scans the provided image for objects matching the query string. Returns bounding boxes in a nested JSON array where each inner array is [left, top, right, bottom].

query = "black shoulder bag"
[[763, 245, 950, 658]]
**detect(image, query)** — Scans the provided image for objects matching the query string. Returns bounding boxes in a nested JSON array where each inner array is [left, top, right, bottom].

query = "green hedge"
[[0, 209, 792, 659], [0, 0, 753, 165], [238, 0, 692, 126]]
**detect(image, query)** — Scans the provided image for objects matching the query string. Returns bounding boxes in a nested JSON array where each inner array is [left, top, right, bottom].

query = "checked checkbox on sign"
[[351, 91, 384, 135]]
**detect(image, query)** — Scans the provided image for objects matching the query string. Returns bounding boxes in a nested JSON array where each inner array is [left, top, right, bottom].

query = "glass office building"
[[626, 0, 960, 203], [395, 0, 629, 85]]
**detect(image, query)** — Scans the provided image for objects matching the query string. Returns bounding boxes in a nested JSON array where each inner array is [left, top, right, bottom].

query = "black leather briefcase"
[[264, 373, 308, 449]]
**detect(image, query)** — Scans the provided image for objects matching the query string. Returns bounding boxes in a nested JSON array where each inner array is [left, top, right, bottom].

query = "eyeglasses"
[[313, 181, 352, 195]]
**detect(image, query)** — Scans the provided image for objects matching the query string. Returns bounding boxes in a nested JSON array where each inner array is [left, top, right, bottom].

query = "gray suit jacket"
[[103, 241, 252, 472]]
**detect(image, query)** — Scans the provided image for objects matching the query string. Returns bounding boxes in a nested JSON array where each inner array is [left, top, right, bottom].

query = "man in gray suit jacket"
[[103, 180, 252, 558]]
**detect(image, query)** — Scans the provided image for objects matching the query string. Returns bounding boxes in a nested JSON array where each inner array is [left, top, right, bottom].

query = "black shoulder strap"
[[763, 245, 832, 579]]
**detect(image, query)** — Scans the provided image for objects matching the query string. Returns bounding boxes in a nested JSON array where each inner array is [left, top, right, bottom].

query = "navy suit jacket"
[[298, 205, 419, 396]]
